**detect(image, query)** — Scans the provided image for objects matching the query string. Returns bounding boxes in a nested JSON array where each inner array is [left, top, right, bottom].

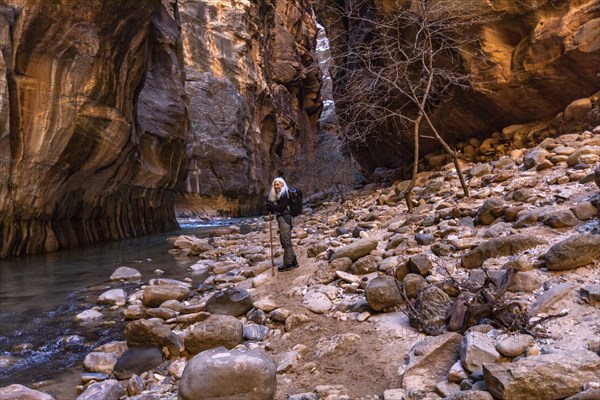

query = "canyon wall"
[[175, 0, 322, 217], [316, 0, 600, 174], [0, 0, 322, 257], [0, 0, 188, 258]]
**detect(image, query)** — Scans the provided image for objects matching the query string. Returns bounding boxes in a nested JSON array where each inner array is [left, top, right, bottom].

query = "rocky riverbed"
[[2, 101, 600, 399]]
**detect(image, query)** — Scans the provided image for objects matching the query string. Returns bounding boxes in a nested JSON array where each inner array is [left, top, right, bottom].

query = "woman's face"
[[274, 181, 283, 193]]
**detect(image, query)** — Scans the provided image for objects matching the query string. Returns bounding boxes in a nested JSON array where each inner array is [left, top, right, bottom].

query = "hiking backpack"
[[288, 187, 303, 217]]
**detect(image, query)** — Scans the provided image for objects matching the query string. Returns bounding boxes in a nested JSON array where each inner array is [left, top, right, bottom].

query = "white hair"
[[268, 177, 289, 202]]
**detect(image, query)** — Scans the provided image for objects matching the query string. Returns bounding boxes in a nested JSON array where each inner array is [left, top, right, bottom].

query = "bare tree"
[[328, 0, 491, 210]]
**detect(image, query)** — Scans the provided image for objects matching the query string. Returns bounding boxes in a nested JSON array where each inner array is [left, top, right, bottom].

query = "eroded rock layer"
[[0, 0, 188, 257], [175, 0, 322, 217], [317, 0, 600, 174]]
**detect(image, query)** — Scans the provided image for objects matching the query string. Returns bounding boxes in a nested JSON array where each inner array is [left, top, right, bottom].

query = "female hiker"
[[267, 177, 299, 271]]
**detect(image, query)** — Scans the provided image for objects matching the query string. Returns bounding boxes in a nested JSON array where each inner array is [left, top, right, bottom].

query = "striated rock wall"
[[0, 0, 188, 258], [175, 0, 322, 217], [316, 0, 600, 174]]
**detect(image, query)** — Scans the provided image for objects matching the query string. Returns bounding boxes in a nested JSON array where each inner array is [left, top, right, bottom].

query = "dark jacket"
[[267, 192, 290, 217]]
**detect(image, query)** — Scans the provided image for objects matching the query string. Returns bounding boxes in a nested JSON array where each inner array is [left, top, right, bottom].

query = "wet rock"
[[495, 334, 534, 357], [83, 351, 118, 374], [145, 307, 177, 320], [365, 275, 403, 311], [113, 345, 163, 380], [544, 234, 600, 270], [460, 331, 501, 374], [123, 304, 146, 320], [80, 372, 110, 383], [401, 332, 462, 393], [124, 318, 181, 357], [483, 350, 600, 400], [142, 285, 190, 308], [75, 309, 103, 322], [204, 287, 254, 317], [461, 235, 546, 269], [329, 238, 378, 262], [76, 379, 124, 400], [179, 347, 276, 400], [184, 315, 243, 355], [109, 267, 142, 282], [98, 289, 127, 307], [0, 384, 55, 400]]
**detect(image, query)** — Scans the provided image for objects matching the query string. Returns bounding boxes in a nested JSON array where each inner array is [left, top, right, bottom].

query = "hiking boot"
[[278, 261, 298, 272]]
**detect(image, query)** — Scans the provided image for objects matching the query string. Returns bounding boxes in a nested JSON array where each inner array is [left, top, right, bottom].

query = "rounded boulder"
[[179, 347, 276, 400]]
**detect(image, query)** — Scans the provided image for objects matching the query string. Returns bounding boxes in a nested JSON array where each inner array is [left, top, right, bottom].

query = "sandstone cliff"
[[0, 0, 188, 258], [175, 0, 322, 217], [316, 0, 600, 174]]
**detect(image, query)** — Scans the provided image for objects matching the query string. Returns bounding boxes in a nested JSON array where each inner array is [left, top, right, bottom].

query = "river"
[[0, 218, 251, 392]]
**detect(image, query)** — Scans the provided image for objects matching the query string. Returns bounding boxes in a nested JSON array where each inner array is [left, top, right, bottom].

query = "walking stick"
[[269, 213, 275, 276]]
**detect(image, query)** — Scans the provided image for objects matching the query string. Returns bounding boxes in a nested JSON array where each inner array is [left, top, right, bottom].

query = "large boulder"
[[483, 350, 600, 400], [113, 346, 163, 380], [0, 384, 55, 400], [365, 275, 404, 311], [204, 288, 254, 317], [184, 315, 243, 355], [142, 285, 190, 308], [544, 234, 600, 271], [329, 238, 378, 262], [124, 318, 181, 357], [179, 347, 277, 400]]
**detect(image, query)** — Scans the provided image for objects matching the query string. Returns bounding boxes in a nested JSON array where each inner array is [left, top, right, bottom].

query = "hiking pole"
[[269, 213, 275, 276]]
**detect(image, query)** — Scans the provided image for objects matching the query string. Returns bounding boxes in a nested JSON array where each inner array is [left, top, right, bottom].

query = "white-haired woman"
[[267, 177, 298, 271]]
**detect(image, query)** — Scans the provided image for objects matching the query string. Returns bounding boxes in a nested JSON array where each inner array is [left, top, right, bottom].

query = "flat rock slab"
[[483, 350, 600, 400], [402, 332, 463, 392], [461, 235, 546, 269]]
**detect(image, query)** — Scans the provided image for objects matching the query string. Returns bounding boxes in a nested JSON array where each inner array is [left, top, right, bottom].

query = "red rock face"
[[175, 0, 322, 217], [317, 0, 600, 174], [0, 1, 188, 257]]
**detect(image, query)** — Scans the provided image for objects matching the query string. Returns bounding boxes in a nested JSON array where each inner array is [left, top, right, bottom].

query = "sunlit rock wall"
[[175, 0, 322, 217], [0, 0, 188, 258], [316, 0, 600, 174]]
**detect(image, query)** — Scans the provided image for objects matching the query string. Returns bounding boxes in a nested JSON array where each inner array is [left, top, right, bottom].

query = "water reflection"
[[0, 218, 252, 386]]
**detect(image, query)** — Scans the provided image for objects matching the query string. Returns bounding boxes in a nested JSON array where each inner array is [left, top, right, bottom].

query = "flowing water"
[[0, 219, 250, 390]]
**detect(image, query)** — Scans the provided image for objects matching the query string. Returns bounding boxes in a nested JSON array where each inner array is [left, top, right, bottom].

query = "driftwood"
[[399, 266, 567, 337]]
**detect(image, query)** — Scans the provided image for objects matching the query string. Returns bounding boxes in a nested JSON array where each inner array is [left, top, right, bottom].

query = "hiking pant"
[[277, 215, 296, 266]]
